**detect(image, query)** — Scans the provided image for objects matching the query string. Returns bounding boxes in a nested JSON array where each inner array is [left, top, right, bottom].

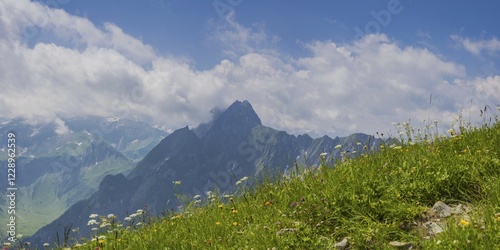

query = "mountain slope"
[[0, 117, 167, 236], [28, 100, 382, 246], [61, 121, 500, 249]]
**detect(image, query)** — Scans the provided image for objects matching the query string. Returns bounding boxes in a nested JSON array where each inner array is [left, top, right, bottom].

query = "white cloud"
[[210, 12, 277, 58], [0, 0, 498, 138], [53, 117, 70, 135], [451, 35, 500, 56]]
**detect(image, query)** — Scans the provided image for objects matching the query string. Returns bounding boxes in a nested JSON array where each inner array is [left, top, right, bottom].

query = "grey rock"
[[334, 237, 349, 250], [424, 222, 444, 235], [432, 201, 451, 218], [389, 241, 414, 249]]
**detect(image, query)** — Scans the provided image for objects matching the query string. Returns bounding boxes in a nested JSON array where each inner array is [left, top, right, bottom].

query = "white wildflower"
[[87, 219, 98, 226]]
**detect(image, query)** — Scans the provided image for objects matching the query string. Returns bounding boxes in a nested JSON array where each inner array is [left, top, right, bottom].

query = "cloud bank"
[[0, 0, 498, 136]]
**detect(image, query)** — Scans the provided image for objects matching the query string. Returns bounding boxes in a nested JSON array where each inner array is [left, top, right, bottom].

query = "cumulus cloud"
[[53, 117, 70, 135], [451, 35, 500, 56], [0, 0, 498, 137]]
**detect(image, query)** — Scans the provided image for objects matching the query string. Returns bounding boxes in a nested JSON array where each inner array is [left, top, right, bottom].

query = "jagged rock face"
[[28, 100, 383, 247]]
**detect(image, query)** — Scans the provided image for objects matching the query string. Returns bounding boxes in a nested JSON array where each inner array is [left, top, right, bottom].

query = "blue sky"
[[37, 0, 499, 73], [1, 0, 500, 136]]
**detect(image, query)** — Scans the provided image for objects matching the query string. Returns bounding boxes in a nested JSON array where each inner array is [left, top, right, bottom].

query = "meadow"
[[12, 110, 500, 249]]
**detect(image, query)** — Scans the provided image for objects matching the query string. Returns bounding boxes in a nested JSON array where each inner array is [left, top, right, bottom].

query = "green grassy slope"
[[50, 122, 500, 249]]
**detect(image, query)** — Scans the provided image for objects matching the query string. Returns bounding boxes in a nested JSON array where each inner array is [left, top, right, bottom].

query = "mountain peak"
[[210, 100, 262, 135], [194, 100, 262, 138]]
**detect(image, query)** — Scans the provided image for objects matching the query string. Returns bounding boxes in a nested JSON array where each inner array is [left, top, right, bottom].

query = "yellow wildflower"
[[232, 222, 238, 226], [459, 219, 470, 227]]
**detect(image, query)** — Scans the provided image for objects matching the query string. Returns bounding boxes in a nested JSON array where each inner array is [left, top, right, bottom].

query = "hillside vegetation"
[[25, 117, 500, 249]]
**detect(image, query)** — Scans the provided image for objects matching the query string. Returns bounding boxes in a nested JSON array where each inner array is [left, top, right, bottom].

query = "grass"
[[16, 113, 500, 249]]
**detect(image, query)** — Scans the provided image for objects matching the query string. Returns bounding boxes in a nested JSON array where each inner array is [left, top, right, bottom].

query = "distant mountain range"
[[27, 100, 383, 246], [0, 117, 168, 236]]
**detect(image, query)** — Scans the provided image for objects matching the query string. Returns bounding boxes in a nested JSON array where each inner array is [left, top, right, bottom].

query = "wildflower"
[[231, 209, 238, 213], [100, 222, 111, 228], [236, 180, 242, 185], [124, 216, 132, 221], [91, 227, 98, 231], [89, 214, 99, 219], [218, 204, 223, 209], [194, 195, 201, 200], [107, 214, 116, 219], [87, 219, 98, 226], [356, 142, 361, 146], [136, 222, 143, 226], [459, 219, 470, 227], [136, 209, 144, 214], [173, 180, 181, 185], [335, 144, 342, 149], [240, 176, 248, 181], [232, 222, 238, 226], [215, 221, 221, 225], [230, 197, 234, 202], [43, 243, 50, 247], [16, 234, 23, 239], [447, 128, 455, 136], [265, 201, 271, 206], [223, 194, 231, 199], [194, 200, 201, 204], [319, 152, 327, 157], [98, 236, 106, 240]]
